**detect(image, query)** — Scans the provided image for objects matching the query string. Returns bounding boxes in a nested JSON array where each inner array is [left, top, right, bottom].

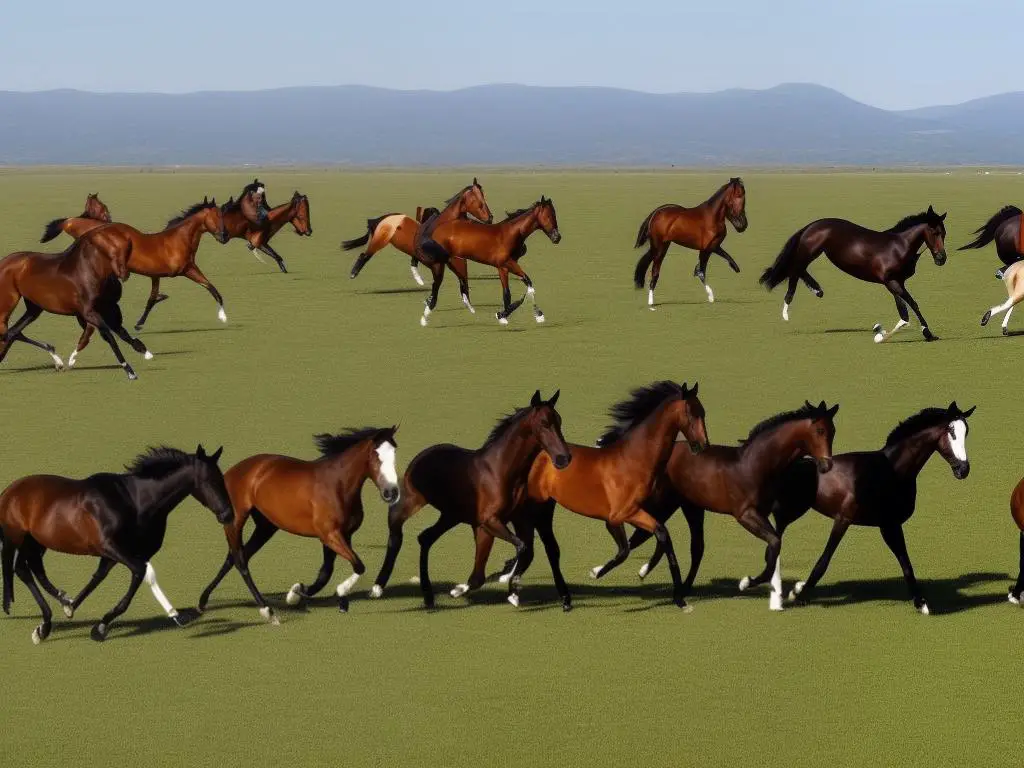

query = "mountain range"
[[1, 83, 1022, 166]]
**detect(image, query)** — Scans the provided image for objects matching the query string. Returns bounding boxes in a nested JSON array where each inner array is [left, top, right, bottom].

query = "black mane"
[[125, 446, 193, 478], [314, 427, 394, 457], [705, 177, 743, 205], [166, 200, 216, 227], [744, 404, 819, 444], [444, 183, 476, 206], [483, 408, 530, 448], [887, 211, 934, 232], [884, 408, 951, 447], [597, 381, 686, 446], [501, 204, 536, 223]]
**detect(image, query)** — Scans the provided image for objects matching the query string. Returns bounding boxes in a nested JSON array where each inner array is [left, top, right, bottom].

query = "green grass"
[[0, 169, 1020, 767]]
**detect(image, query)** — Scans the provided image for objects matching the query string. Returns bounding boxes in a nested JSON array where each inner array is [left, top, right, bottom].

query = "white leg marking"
[[259, 606, 279, 625], [648, 289, 655, 310], [498, 316, 509, 326], [638, 562, 650, 580], [919, 603, 930, 616], [408, 575, 421, 585], [49, 352, 65, 370], [411, 265, 425, 286], [68, 349, 78, 368], [336, 572, 360, 597], [507, 593, 520, 608], [1009, 592, 1021, 606], [782, 302, 790, 321], [589, 565, 602, 579], [787, 580, 806, 602], [144, 350, 154, 360], [370, 584, 384, 599], [462, 294, 476, 314], [144, 562, 178, 619], [497, 572, 513, 585], [450, 583, 470, 598], [285, 583, 304, 606], [31, 627, 42, 645], [705, 284, 715, 303], [949, 420, 968, 462], [769, 556, 783, 611], [217, 306, 228, 323], [1003, 306, 1015, 330], [769, 591, 784, 611], [990, 298, 1015, 318], [527, 285, 536, 299], [738, 575, 751, 591]]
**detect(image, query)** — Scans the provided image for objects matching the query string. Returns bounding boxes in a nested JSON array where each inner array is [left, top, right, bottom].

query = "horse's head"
[[800, 401, 839, 473], [199, 197, 229, 243], [675, 382, 709, 453], [923, 205, 948, 265], [526, 390, 572, 469], [290, 192, 313, 236], [535, 196, 561, 244], [367, 427, 400, 504], [935, 402, 975, 479], [724, 178, 747, 232], [85, 193, 112, 223], [192, 445, 233, 524], [463, 178, 492, 223]]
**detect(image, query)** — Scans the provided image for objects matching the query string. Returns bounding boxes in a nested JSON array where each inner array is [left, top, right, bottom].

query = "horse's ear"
[[211, 446, 224, 463], [531, 390, 542, 407], [202, 195, 208, 204], [818, 400, 826, 410], [949, 400, 959, 413], [940, 211, 947, 221], [827, 403, 840, 418], [804, 400, 813, 409], [927, 205, 935, 215], [691, 382, 699, 396], [548, 389, 560, 407], [196, 444, 206, 459], [962, 405, 977, 419], [473, 177, 478, 185]]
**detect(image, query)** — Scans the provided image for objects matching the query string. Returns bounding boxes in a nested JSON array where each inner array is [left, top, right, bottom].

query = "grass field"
[[0, 169, 1021, 767]]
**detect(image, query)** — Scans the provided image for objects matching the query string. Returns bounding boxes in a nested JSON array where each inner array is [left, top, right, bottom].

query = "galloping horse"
[[0, 446, 232, 643], [0, 228, 151, 380], [959, 205, 1024, 279], [760, 207, 948, 342], [633, 178, 747, 308], [370, 391, 571, 609], [343, 179, 492, 288], [40, 193, 112, 242], [416, 197, 561, 327], [771, 403, 972, 615], [221, 190, 311, 273], [583, 401, 839, 611], [198, 427, 400, 623]]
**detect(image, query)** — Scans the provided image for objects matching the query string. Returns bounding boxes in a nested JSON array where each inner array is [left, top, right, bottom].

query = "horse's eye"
[[816, 427, 825, 436]]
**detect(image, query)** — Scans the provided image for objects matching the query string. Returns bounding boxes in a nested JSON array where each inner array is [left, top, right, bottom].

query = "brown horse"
[[633, 178, 748, 309], [0, 228, 151, 379], [416, 197, 561, 326], [370, 391, 571, 609], [221, 190, 312, 273], [197, 427, 400, 622], [40, 193, 112, 242], [343, 179, 492, 293], [0, 446, 232, 643], [584, 401, 839, 611]]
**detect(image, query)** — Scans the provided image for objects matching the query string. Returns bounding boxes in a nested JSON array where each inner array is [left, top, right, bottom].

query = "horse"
[[633, 178, 748, 309], [415, 197, 561, 327], [39, 193, 112, 242], [958, 205, 1024, 279], [197, 427, 400, 623], [769, 403, 973, 615], [0, 227, 151, 380], [492, 382, 710, 610], [582, 401, 839, 611], [979, 261, 1024, 335], [760, 207, 948, 343], [0, 445, 232, 643], [343, 179, 492, 290], [220, 190, 311, 273], [370, 391, 572, 609]]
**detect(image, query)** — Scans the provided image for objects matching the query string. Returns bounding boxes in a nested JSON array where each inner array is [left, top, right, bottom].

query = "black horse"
[[760, 207, 948, 342], [958, 205, 1024, 278], [0, 446, 232, 643], [767, 403, 974, 615]]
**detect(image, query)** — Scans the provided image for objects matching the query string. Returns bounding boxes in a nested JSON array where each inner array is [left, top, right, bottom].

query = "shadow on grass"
[[143, 326, 240, 336]]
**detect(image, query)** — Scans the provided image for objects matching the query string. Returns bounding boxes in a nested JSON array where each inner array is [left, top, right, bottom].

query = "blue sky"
[[0, 0, 1018, 109]]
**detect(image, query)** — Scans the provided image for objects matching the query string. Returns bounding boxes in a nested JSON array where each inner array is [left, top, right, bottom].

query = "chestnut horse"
[[0, 446, 232, 643], [198, 427, 400, 623], [370, 391, 571, 609], [771, 403, 972, 615], [221, 190, 312, 273], [343, 179, 492, 291], [959, 205, 1024, 279], [584, 401, 839, 611], [40, 193, 112, 242], [0, 228, 151, 380], [760, 207, 948, 342], [415, 197, 561, 327], [633, 178, 747, 309]]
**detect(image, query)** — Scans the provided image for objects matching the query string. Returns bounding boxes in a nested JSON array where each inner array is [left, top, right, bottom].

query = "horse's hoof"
[[217, 307, 228, 323], [1008, 591, 1021, 605], [769, 593, 784, 612], [498, 317, 509, 326], [923, 332, 938, 342], [535, 312, 546, 324], [507, 593, 521, 608], [423, 596, 436, 610], [133, 324, 144, 332], [259, 606, 279, 625], [873, 331, 886, 343], [497, 572, 512, 585], [172, 612, 191, 628], [62, 603, 74, 619], [562, 599, 572, 612], [917, 603, 931, 616], [981, 311, 992, 327], [450, 584, 470, 598], [31, 624, 50, 645], [638, 563, 650, 580], [285, 584, 305, 606], [738, 576, 751, 591], [144, 351, 154, 361], [338, 596, 349, 613], [680, 603, 694, 614], [125, 368, 138, 381], [278, 264, 289, 274], [589, 566, 601, 579], [90, 623, 108, 642], [705, 285, 715, 303], [814, 289, 824, 298]]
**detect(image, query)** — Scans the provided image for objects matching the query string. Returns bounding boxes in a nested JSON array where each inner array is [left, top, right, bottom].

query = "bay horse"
[[0, 445, 232, 643], [415, 197, 561, 327], [958, 205, 1024, 279], [760, 207, 948, 342], [40, 193, 112, 242], [633, 178, 747, 309], [197, 427, 400, 622], [370, 391, 572, 609], [343, 179, 492, 290], [220, 190, 312, 273], [497, 382, 710, 610], [0, 228, 151, 380], [581, 401, 839, 611], [770, 403, 973, 615]]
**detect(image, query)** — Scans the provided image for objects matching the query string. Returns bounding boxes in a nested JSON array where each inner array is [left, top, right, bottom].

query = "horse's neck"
[[321, 447, 369, 503], [438, 198, 468, 223], [897, 224, 928, 254], [742, 423, 808, 477], [883, 433, 938, 476], [507, 211, 539, 249], [126, 466, 195, 522], [617, 402, 680, 470], [481, 422, 543, 483], [266, 202, 296, 235], [704, 188, 728, 220], [172, 216, 206, 254]]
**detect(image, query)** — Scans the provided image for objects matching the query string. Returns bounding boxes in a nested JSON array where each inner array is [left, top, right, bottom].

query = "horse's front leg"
[[506, 262, 544, 323], [714, 245, 741, 274], [886, 280, 936, 341], [420, 264, 444, 327], [134, 277, 169, 331], [495, 268, 523, 325], [694, 249, 714, 303], [258, 243, 288, 274]]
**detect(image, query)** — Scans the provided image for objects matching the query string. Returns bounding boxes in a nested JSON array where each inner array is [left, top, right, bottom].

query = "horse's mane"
[[483, 408, 531, 448], [501, 204, 536, 223], [314, 427, 394, 457], [597, 381, 687, 447], [704, 177, 743, 206], [884, 408, 951, 447], [125, 446, 192, 479], [166, 200, 217, 227], [743, 404, 819, 444], [444, 184, 476, 206], [887, 212, 933, 232]]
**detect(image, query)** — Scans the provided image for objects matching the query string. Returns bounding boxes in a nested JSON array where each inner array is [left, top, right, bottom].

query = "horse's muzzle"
[[688, 441, 705, 455], [816, 457, 834, 473], [933, 251, 948, 266], [731, 214, 749, 233], [549, 230, 562, 244], [216, 507, 234, 525], [952, 461, 970, 480], [553, 453, 572, 470], [381, 486, 401, 505]]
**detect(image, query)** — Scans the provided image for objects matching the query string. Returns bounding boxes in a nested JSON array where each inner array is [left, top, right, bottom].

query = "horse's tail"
[[633, 250, 655, 289], [341, 214, 391, 251], [634, 207, 661, 249], [1, 529, 14, 615], [958, 206, 1022, 251], [40, 218, 67, 243], [760, 226, 810, 291]]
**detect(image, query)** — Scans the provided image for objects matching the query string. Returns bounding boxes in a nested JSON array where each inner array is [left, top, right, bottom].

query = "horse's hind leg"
[[0, 302, 61, 369], [68, 557, 116, 616], [288, 545, 337, 605], [533, 501, 572, 611], [880, 523, 928, 614], [417, 514, 460, 609], [874, 294, 911, 343], [734, 508, 784, 611], [420, 264, 445, 327], [12, 334, 65, 371], [22, 543, 73, 617], [506, 262, 544, 323], [13, 550, 52, 644], [451, 526, 495, 598], [694, 249, 715, 303], [799, 270, 824, 298], [82, 312, 137, 380], [183, 264, 227, 324], [789, 517, 850, 605], [134, 277, 169, 331], [647, 243, 669, 310], [258, 243, 288, 274]]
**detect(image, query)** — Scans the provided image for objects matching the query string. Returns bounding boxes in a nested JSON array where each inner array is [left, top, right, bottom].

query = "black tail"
[[634, 250, 655, 289], [634, 207, 661, 249], [40, 218, 67, 243], [959, 206, 1022, 251], [760, 225, 809, 291], [1, 529, 14, 614], [341, 214, 393, 251]]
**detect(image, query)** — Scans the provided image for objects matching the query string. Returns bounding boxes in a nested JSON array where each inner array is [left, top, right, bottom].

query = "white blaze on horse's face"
[[376, 441, 398, 487], [949, 420, 968, 462]]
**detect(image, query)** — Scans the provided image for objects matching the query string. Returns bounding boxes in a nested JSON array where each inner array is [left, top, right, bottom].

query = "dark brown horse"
[[221, 190, 311, 273], [633, 178, 748, 308], [959, 205, 1024, 279], [198, 427, 400, 622], [0, 446, 232, 643], [40, 193, 112, 242], [343, 179, 492, 294], [771, 403, 972, 615], [0, 228, 151, 379], [416, 197, 561, 326], [370, 391, 571, 609], [760, 207, 948, 342], [584, 401, 839, 611]]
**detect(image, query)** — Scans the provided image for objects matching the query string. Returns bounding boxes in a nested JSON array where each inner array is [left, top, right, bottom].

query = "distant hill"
[[0, 83, 1021, 166]]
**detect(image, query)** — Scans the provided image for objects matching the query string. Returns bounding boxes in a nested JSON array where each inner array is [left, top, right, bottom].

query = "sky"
[[0, 0, 1019, 110]]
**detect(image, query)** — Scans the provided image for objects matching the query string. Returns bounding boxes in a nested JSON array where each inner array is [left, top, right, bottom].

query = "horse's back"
[[406, 444, 479, 511], [225, 453, 326, 534], [0, 474, 104, 554]]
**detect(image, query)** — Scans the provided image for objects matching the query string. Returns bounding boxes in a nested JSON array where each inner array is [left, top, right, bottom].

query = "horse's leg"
[[880, 523, 929, 614], [1, 302, 62, 369], [258, 243, 288, 274], [420, 264, 444, 327], [134, 277, 169, 331], [99, 301, 152, 361], [11, 333, 65, 371], [81, 311, 137, 381], [417, 514, 460, 609], [90, 556, 146, 642], [713, 244, 741, 274], [734, 508, 784, 611], [624, 509, 689, 610], [183, 264, 227, 324], [788, 517, 849, 604], [372, 486, 425, 598], [533, 500, 572, 611], [499, 518, 536, 605], [478, 517, 529, 607], [197, 508, 276, 614], [68, 557, 116, 617], [873, 294, 910, 343], [679, 504, 706, 593], [68, 319, 93, 369], [886, 280, 936, 341], [286, 545, 337, 606], [23, 544, 73, 616], [647, 243, 669, 310], [1011, 533, 1024, 603], [589, 522, 630, 580], [13, 550, 52, 645], [505, 261, 544, 323], [141, 561, 190, 627], [799, 270, 825, 298], [448, 258, 475, 314], [450, 526, 495, 598], [495, 268, 520, 325], [694, 249, 715, 303]]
